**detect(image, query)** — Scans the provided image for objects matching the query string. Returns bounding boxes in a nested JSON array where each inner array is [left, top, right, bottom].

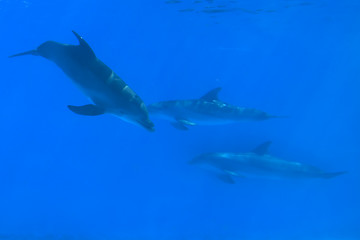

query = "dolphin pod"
[[9, 31, 154, 131], [9, 31, 346, 183]]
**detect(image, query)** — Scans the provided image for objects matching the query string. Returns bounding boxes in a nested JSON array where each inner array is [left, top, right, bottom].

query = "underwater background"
[[0, 0, 359, 239]]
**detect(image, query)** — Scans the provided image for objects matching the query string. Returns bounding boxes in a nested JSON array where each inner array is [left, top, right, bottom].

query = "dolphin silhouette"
[[148, 87, 284, 130], [189, 141, 347, 183], [9, 31, 154, 131]]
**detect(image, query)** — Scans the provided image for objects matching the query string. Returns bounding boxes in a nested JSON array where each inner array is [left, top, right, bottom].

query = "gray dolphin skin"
[[9, 31, 154, 131], [189, 141, 347, 184], [147, 87, 282, 130]]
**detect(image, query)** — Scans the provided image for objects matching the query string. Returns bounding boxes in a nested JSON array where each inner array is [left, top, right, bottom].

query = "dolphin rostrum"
[[9, 31, 154, 131], [189, 141, 347, 183], [147, 87, 283, 130]]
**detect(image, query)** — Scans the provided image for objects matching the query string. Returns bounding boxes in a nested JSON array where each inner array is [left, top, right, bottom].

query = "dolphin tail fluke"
[[171, 119, 195, 130], [68, 104, 105, 116], [321, 171, 347, 179], [8, 49, 38, 58]]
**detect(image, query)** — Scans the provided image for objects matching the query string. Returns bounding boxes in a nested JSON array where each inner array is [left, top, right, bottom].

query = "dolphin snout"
[[138, 118, 155, 132]]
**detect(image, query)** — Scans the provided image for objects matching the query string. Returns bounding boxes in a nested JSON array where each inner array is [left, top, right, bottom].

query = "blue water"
[[0, 0, 359, 239]]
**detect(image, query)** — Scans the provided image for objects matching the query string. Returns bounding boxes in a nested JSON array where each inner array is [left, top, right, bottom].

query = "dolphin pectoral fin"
[[67, 104, 105, 116], [216, 173, 235, 184], [178, 119, 196, 126], [170, 119, 196, 130]]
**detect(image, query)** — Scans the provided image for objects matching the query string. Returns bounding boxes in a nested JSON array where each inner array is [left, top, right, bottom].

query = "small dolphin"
[[9, 31, 154, 131], [147, 87, 282, 130], [189, 141, 347, 183]]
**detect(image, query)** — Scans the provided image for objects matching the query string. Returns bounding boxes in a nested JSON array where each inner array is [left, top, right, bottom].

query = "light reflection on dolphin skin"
[[189, 141, 347, 184], [9, 31, 154, 132], [148, 87, 284, 130]]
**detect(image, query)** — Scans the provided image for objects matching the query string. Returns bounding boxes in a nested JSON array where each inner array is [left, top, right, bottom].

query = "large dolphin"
[[189, 141, 346, 183], [9, 31, 154, 131], [147, 87, 283, 130]]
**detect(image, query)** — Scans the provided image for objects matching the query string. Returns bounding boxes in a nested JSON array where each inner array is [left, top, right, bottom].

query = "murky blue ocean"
[[0, 0, 359, 239]]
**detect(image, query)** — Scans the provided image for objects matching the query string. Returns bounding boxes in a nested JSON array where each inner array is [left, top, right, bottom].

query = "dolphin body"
[[9, 31, 154, 131], [189, 141, 347, 183], [147, 87, 282, 130]]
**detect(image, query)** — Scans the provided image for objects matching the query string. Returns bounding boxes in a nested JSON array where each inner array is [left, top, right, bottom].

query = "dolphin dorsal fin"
[[200, 87, 222, 101], [252, 141, 272, 155], [72, 30, 96, 58]]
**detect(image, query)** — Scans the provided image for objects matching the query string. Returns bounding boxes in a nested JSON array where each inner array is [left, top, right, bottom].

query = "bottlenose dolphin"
[[189, 141, 346, 183], [9, 31, 154, 131], [147, 87, 282, 130]]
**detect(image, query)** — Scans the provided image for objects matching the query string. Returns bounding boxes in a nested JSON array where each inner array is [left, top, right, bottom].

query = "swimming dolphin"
[[9, 31, 154, 131], [189, 141, 347, 183], [147, 87, 283, 130]]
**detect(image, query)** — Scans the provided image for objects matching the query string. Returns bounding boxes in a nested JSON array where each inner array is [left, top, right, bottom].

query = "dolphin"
[[147, 87, 283, 130], [9, 31, 154, 131], [189, 141, 347, 183]]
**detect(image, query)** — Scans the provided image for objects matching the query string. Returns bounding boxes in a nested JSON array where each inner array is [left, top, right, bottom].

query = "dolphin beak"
[[138, 119, 155, 132], [9, 49, 39, 58], [145, 125, 155, 132]]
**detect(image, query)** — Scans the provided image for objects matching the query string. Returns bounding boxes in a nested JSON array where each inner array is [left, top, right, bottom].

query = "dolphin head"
[[110, 86, 155, 132], [124, 101, 155, 132], [135, 115, 155, 132]]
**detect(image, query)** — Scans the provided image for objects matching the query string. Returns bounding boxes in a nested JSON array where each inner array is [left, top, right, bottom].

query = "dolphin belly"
[[65, 71, 121, 110], [58, 59, 135, 114]]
